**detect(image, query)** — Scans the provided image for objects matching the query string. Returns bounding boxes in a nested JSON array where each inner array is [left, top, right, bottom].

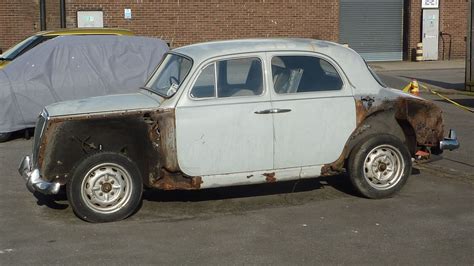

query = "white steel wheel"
[[348, 134, 411, 199], [363, 144, 405, 190], [80, 163, 133, 214], [68, 152, 143, 223]]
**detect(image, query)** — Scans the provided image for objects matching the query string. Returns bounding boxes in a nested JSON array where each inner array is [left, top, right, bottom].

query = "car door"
[[175, 54, 274, 176], [267, 52, 357, 169]]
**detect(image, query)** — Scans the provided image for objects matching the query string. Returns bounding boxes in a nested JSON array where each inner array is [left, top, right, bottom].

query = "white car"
[[19, 39, 459, 222]]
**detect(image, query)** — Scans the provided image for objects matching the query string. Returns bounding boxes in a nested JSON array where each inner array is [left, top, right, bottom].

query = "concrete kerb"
[[369, 59, 465, 72]]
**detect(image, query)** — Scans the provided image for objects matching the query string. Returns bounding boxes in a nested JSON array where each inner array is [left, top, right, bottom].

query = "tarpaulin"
[[0, 35, 168, 133]]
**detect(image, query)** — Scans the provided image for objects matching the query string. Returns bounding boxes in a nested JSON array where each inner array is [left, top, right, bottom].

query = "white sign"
[[422, 0, 439, 8], [124, 9, 132, 19], [77, 11, 104, 28]]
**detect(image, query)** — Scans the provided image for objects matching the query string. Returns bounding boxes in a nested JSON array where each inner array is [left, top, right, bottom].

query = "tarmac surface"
[[0, 64, 473, 265]]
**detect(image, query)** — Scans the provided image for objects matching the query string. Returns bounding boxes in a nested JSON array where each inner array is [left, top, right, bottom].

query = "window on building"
[[271, 56, 343, 94]]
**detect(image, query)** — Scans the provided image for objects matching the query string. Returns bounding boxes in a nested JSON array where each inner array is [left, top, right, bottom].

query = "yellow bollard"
[[411, 80, 420, 96], [402, 80, 420, 96]]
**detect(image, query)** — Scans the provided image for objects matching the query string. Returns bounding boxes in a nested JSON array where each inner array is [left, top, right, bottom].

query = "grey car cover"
[[0, 35, 168, 133]]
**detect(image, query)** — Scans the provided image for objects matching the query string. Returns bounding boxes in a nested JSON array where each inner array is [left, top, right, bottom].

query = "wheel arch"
[[321, 108, 416, 175], [40, 113, 160, 187]]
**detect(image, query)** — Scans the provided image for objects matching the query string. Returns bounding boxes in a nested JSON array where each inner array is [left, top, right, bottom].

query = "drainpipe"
[[60, 0, 66, 28], [39, 0, 46, 30]]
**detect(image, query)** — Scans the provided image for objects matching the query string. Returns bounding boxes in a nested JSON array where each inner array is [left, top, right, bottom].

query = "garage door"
[[339, 0, 403, 61]]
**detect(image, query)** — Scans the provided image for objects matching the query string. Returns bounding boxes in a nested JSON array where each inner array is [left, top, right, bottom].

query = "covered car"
[[0, 35, 169, 141], [0, 28, 134, 69]]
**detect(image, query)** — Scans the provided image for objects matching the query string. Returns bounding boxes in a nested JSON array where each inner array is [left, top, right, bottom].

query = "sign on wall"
[[422, 0, 439, 9], [77, 11, 104, 28]]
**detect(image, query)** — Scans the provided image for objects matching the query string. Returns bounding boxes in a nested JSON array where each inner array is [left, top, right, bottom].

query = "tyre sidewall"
[[349, 134, 412, 199], [67, 152, 143, 223]]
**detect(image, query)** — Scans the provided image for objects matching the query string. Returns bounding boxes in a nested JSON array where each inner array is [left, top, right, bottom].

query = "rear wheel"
[[67, 152, 143, 223], [0, 132, 12, 143], [348, 134, 411, 199]]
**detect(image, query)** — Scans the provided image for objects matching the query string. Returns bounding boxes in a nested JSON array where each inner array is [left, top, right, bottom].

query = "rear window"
[[366, 61, 387, 88]]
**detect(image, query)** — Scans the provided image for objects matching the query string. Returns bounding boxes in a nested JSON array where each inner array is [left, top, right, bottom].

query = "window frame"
[[188, 55, 266, 101], [270, 53, 346, 95], [143, 52, 194, 99], [189, 62, 218, 100]]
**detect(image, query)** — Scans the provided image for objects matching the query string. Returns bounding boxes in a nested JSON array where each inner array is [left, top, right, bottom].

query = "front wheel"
[[348, 134, 412, 199], [67, 152, 143, 222]]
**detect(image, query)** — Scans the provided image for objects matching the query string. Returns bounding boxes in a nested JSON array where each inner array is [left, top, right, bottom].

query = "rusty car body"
[[19, 39, 459, 222]]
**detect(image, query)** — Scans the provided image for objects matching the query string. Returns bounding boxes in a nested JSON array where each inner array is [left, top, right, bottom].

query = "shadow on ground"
[[33, 174, 360, 213]]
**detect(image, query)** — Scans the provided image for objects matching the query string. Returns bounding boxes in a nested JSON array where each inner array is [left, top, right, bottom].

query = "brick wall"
[[0, 0, 39, 52], [0, 0, 468, 61], [46, 0, 61, 30], [406, 0, 467, 61], [65, 0, 340, 48], [439, 0, 468, 60]]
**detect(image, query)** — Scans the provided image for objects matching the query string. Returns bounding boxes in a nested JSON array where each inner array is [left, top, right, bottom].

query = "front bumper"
[[439, 129, 460, 151], [18, 155, 60, 195]]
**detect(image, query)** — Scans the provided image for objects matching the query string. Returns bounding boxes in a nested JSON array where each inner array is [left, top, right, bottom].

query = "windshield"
[[145, 54, 192, 97], [0, 35, 40, 60]]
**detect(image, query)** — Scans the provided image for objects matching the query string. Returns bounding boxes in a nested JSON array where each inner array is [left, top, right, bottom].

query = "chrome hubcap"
[[81, 163, 132, 214], [363, 144, 405, 190]]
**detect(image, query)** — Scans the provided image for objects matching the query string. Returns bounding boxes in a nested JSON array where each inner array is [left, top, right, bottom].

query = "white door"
[[267, 53, 357, 169], [175, 55, 274, 176], [422, 9, 439, 61]]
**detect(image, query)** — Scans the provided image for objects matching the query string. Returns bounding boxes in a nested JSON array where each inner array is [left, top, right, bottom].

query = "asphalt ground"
[[0, 68, 473, 265]]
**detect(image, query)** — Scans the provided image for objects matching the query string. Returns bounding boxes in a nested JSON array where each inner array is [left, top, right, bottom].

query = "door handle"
[[254, 108, 292, 114]]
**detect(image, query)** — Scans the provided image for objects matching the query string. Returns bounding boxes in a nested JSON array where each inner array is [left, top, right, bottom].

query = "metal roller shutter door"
[[339, 0, 403, 61]]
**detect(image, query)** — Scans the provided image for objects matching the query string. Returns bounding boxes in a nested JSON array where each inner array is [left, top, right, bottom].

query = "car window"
[[145, 54, 192, 98], [190, 63, 216, 98], [217, 57, 263, 98], [191, 57, 264, 99], [1, 36, 45, 60], [271, 56, 343, 94]]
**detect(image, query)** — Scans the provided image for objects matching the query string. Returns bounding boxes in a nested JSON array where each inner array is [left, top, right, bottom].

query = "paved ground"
[[0, 67, 473, 265]]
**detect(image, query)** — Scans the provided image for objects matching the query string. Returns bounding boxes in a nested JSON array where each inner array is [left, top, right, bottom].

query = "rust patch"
[[150, 109, 180, 172], [322, 96, 444, 177], [263, 172, 276, 183], [395, 97, 444, 146], [355, 100, 368, 126], [321, 152, 346, 176], [356, 96, 444, 147], [152, 169, 202, 190], [38, 109, 154, 171], [37, 120, 62, 171]]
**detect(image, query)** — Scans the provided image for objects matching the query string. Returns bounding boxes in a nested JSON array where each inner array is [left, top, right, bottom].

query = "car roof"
[[35, 28, 134, 36], [173, 38, 354, 63], [173, 38, 382, 92]]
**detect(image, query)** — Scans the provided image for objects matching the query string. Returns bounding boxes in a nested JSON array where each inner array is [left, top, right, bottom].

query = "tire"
[[0, 132, 12, 143], [348, 134, 412, 199], [67, 152, 143, 223]]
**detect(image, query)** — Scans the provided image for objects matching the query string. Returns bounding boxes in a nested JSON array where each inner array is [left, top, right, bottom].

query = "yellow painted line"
[[420, 84, 474, 113]]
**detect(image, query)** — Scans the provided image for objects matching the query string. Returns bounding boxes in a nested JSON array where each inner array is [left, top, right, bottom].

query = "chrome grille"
[[32, 110, 48, 167]]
